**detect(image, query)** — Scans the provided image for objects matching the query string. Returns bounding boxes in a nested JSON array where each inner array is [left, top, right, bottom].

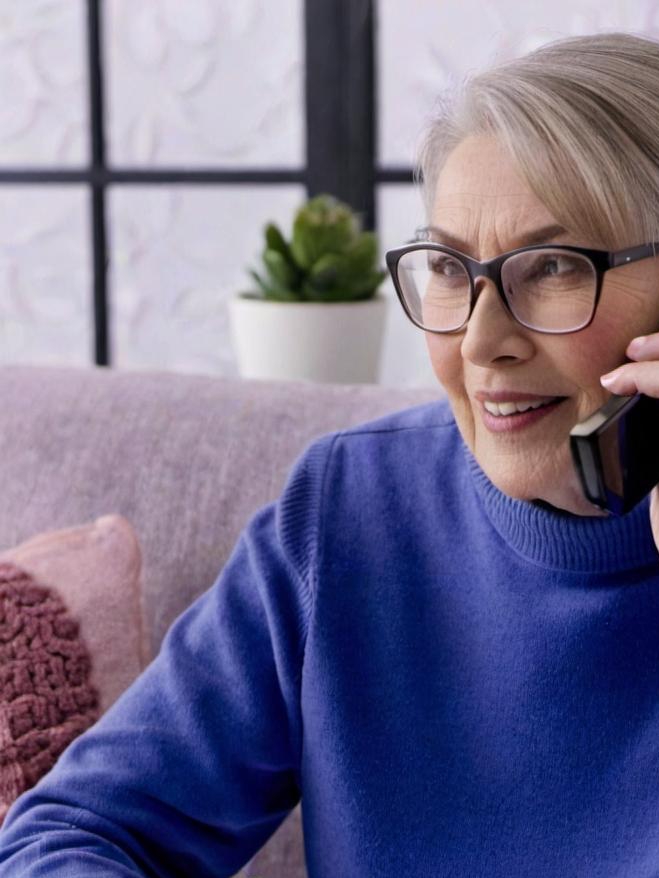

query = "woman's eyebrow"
[[421, 223, 569, 251]]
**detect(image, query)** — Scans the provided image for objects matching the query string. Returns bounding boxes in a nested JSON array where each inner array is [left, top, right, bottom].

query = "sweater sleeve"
[[0, 434, 333, 878]]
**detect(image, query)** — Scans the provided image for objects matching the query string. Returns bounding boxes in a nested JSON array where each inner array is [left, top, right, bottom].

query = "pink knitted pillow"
[[0, 514, 148, 826], [0, 562, 99, 824]]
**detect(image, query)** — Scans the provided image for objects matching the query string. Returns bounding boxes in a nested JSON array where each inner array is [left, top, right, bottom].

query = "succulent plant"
[[245, 194, 386, 302]]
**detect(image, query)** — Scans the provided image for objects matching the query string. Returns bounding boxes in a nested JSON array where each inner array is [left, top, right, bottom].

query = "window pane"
[[0, 0, 88, 166], [377, 0, 659, 167], [0, 186, 92, 365], [105, 0, 305, 167], [108, 185, 306, 374]]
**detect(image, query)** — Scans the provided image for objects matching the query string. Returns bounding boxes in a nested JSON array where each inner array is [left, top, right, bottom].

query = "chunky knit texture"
[[0, 562, 98, 825], [2, 398, 659, 877]]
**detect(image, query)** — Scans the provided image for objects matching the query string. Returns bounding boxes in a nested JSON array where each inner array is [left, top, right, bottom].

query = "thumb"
[[650, 486, 659, 555]]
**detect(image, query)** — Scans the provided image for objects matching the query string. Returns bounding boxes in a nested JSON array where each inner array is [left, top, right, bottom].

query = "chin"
[[484, 468, 541, 502], [484, 460, 599, 516], [455, 409, 587, 511], [478, 451, 566, 501]]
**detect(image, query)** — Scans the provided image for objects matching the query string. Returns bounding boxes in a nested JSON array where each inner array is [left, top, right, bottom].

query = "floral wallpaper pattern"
[[0, 0, 87, 166], [105, 0, 304, 167], [378, 0, 659, 167], [0, 186, 91, 366]]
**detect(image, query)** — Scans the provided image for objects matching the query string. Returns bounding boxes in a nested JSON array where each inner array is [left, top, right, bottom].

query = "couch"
[[0, 363, 440, 876]]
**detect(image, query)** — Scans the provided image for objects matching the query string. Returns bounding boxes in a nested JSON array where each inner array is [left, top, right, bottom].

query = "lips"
[[475, 393, 569, 433], [483, 396, 563, 417], [474, 390, 568, 404]]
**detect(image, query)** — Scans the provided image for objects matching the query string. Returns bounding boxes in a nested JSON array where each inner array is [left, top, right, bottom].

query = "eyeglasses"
[[385, 236, 659, 335]]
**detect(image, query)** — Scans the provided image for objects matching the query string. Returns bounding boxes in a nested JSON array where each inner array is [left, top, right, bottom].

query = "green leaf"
[[343, 269, 387, 299], [290, 196, 359, 268], [263, 248, 299, 292], [263, 287, 300, 302], [304, 256, 387, 302], [301, 279, 335, 302], [307, 253, 344, 291], [249, 267, 298, 301], [249, 195, 384, 303], [248, 268, 270, 296], [264, 222, 298, 276], [290, 218, 317, 269], [344, 232, 378, 276], [265, 222, 289, 256]]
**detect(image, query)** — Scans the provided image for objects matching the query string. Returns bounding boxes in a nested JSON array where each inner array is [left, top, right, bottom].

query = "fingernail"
[[628, 336, 647, 354], [600, 371, 620, 387]]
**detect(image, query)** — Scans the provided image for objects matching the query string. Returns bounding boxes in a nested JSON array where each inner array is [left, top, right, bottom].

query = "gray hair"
[[418, 32, 659, 248]]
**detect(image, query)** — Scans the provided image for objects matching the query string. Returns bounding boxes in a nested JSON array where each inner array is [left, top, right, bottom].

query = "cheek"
[[591, 278, 659, 363], [425, 334, 465, 394], [554, 320, 633, 408], [425, 334, 476, 443]]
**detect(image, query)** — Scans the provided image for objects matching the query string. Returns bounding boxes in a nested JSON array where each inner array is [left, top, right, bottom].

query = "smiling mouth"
[[478, 396, 569, 432], [482, 396, 567, 417]]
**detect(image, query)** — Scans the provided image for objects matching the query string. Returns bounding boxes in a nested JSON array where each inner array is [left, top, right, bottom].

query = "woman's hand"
[[600, 334, 659, 550]]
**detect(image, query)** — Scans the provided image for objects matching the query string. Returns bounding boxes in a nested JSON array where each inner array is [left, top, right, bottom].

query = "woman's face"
[[426, 135, 659, 515]]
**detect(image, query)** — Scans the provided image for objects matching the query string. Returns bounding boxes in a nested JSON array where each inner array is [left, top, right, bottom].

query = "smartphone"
[[569, 393, 659, 515]]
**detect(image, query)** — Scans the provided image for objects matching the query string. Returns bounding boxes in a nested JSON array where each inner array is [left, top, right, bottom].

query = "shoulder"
[[306, 395, 463, 491], [282, 396, 460, 506], [277, 396, 464, 589], [334, 396, 456, 439]]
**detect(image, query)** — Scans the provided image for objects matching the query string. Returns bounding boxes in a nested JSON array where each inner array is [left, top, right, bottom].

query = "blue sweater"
[[3, 398, 659, 877]]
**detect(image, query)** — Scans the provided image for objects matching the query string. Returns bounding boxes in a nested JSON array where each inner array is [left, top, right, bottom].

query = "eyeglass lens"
[[396, 248, 597, 332]]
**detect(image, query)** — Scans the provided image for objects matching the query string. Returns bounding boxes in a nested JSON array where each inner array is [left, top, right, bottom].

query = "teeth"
[[483, 398, 558, 416]]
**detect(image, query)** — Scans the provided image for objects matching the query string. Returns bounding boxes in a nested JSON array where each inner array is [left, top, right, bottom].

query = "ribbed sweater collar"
[[462, 442, 659, 572]]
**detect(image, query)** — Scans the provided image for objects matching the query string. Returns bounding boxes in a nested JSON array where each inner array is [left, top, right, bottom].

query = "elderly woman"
[[3, 29, 659, 878]]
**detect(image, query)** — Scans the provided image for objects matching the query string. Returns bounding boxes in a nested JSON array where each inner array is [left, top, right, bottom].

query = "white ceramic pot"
[[229, 294, 388, 384]]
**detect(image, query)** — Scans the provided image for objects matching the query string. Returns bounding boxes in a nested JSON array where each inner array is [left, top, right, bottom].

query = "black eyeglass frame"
[[385, 240, 659, 335]]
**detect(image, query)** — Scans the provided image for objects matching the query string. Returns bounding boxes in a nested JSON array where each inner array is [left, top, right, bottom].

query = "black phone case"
[[569, 393, 659, 515]]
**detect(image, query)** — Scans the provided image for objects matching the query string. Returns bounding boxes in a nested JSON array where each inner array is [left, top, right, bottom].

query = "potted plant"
[[229, 194, 388, 384]]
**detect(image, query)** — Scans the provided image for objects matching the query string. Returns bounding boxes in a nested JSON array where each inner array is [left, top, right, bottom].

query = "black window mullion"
[[376, 168, 416, 184], [0, 169, 307, 184], [87, 0, 109, 367], [305, 0, 376, 230]]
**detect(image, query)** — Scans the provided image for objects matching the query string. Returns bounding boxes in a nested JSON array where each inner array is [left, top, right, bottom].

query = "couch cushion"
[[0, 514, 147, 826], [0, 560, 99, 825], [0, 514, 148, 713]]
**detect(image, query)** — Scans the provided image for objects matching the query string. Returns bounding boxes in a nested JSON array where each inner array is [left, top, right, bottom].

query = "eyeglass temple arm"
[[611, 242, 659, 268]]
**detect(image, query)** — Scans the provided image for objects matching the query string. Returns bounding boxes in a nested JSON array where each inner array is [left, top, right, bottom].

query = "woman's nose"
[[459, 276, 535, 366]]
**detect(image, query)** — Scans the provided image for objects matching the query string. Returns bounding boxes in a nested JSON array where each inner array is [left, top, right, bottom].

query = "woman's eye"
[[542, 256, 568, 275], [516, 254, 587, 288], [534, 254, 584, 277], [428, 256, 462, 276]]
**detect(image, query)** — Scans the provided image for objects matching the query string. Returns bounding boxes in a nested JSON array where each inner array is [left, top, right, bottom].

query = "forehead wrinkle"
[[430, 201, 563, 260], [433, 192, 554, 220], [433, 136, 562, 257]]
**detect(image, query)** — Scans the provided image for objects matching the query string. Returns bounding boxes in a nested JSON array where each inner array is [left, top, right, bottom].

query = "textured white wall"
[[105, 0, 304, 167], [0, 0, 88, 165], [3, 1, 659, 383], [0, 186, 91, 365], [0, 2, 91, 367], [378, 0, 659, 168]]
